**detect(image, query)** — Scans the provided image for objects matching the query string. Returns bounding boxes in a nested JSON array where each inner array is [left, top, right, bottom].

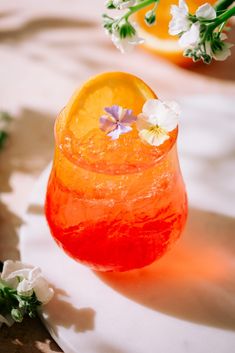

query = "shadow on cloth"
[[0, 108, 54, 260], [42, 287, 96, 334], [0, 108, 54, 193]]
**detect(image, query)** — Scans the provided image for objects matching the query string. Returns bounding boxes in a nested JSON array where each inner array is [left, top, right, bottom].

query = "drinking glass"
[[45, 76, 187, 272]]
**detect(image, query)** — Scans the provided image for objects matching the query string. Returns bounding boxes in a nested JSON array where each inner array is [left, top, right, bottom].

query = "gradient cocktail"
[[45, 72, 187, 272]]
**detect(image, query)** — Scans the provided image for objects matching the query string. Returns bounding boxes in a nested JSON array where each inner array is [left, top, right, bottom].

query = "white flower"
[[169, 1, 217, 50], [179, 22, 200, 48], [196, 3, 216, 20], [137, 99, 180, 146], [111, 27, 144, 53], [1, 260, 54, 304], [205, 34, 233, 61], [169, 0, 191, 35], [113, 0, 136, 9]]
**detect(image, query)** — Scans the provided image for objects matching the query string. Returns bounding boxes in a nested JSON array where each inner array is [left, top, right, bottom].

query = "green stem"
[[124, 0, 158, 20], [208, 6, 235, 31], [214, 0, 234, 12], [0, 279, 7, 290]]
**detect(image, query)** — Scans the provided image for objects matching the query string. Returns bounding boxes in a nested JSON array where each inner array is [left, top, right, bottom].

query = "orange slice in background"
[[135, 0, 215, 65], [56, 72, 178, 175]]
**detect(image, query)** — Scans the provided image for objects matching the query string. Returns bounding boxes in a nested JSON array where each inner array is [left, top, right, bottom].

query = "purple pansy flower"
[[99, 105, 137, 140]]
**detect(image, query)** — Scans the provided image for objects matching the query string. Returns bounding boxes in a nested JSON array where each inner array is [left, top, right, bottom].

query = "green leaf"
[[0, 131, 8, 149]]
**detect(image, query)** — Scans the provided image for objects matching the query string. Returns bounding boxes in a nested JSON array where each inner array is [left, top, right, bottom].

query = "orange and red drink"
[[45, 72, 187, 272]]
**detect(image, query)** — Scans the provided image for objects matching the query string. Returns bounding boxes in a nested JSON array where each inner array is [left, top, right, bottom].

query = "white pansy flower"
[[196, 3, 216, 20], [169, 0, 191, 35], [113, 0, 136, 9], [111, 26, 144, 53], [205, 34, 233, 61], [179, 22, 200, 48], [137, 99, 180, 146], [1, 260, 54, 304]]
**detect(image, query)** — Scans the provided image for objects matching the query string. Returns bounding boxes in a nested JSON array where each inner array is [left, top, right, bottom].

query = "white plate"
[[20, 95, 235, 353]]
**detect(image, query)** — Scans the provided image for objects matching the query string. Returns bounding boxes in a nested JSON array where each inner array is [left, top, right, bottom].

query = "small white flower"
[[111, 26, 144, 53], [1, 260, 54, 304], [113, 0, 136, 9], [137, 99, 180, 146], [196, 3, 216, 20], [205, 34, 233, 61], [169, 0, 191, 35], [179, 22, 200, 48], [169, 1, 217, 51]]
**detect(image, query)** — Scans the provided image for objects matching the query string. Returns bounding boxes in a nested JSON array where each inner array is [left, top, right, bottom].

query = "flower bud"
[[11, 308, 23, 323], [145, 10, 156, 26], [202, 53, 212, 64], [105, 0, 116, 9]]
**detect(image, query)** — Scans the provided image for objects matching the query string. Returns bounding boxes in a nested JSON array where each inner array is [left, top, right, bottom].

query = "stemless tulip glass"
[[45, 73, 187, 272]]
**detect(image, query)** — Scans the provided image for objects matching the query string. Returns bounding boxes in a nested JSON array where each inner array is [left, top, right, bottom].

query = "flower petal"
[[104, 105, 120, 120], [119, 109, 136, 124], [205, 39, 233, 61], [111, 28, 144, 54], [28, 267, 41, 282], [1, 260, 33, 289], [138, 99, 179, 136], [196, 3, 216, 20], [136, 114, 153, 131], [107, 124, 132, 140], [33, 277, 54, 304], [179, 0, 189, 13], [165, 101, 181, 115], [113, 0, 136, 9], [119, 124, 132, 134], [142, 99, 160, 118], [139, 128, 170, 146], [107, 125, 122, 140], [155, 102, 179, 132], [99, 115, 117, 133], [179, 22, 200, 48], [169, 0, 191, 35], [1, 260, 31, 280], [213, 42, 233, 61], [17, 279, 33, 297]]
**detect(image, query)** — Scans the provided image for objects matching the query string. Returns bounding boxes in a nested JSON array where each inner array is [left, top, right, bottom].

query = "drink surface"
[[45, 72, 187, 272]]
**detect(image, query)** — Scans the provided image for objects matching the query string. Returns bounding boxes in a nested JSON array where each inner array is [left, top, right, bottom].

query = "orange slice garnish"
[[55, 72, 177, 175]]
